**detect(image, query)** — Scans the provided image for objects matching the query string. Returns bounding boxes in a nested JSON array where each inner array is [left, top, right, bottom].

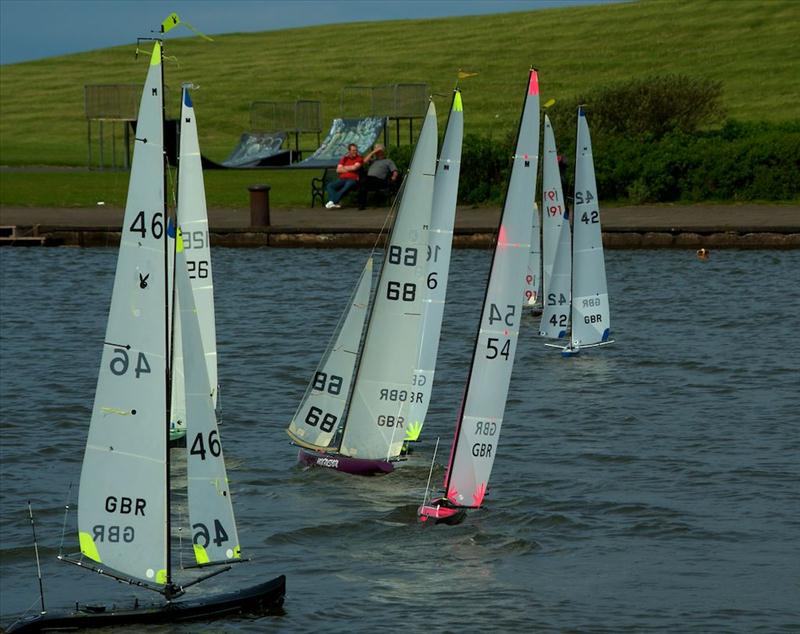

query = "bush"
[[593, 120, 800, 202], [552, 74, 726, 140]]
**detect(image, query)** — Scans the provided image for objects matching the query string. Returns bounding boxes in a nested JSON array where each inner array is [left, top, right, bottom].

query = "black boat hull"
[[6, 575, 285, 632]]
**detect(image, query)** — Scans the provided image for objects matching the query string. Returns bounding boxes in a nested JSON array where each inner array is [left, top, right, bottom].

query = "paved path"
[[1, 204, 798, 232]]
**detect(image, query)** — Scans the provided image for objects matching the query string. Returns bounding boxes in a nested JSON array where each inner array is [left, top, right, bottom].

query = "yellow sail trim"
[[79, 531, 101, 562], [162, 12, 180, 33], [101, 406, 131, 416], [150, 42, 161, 66], [193, 544, 210, 564], [155, 569, 167, 584], [233, 545, 241, 559], [453, 92, 463, 112], [176, 227, 184, 253], [405, 420, 423, 441]]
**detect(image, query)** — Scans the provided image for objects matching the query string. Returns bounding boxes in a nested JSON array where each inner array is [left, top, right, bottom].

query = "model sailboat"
[[538, 114, 572, 339], [171, 86, 219, 444], [546, 106, 613, 356], [7, 41, 284, 633], [418, 69, 540, 524], [295, 102, 438, 475]]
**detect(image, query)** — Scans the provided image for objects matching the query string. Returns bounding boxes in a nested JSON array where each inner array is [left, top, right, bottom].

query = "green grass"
[[1, 0, 798, 207], [0, 169, 315, 208]]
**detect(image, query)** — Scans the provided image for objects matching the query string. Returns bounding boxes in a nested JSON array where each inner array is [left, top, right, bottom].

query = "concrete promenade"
[[1, 203, 798, 248]]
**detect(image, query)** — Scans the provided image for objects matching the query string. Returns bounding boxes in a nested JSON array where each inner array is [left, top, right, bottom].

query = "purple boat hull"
[[297, 448, 394, 476]]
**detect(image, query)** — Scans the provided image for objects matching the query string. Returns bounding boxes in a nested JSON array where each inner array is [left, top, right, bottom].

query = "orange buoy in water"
[[697, 248, 710, 261]]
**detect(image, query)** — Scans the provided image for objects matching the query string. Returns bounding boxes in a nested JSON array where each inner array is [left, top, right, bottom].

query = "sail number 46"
[[110, 348, 151, 378], [128, 211, 163, 239], [190, 430, 221, 460], [193, 519, 229, 548]]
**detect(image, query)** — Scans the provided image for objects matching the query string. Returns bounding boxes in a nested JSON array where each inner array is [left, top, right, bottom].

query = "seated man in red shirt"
[[325, 143, 362, 208]]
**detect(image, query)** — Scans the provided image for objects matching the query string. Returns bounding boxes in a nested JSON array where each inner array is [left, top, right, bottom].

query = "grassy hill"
[[0, 0, 798, 207]]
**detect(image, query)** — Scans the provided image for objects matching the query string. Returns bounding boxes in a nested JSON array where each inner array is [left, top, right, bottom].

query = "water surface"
[[1, 247, 798, 632]]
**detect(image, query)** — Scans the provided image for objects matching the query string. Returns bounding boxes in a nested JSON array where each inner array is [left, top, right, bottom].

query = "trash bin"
[[248, 184, 271, 227]]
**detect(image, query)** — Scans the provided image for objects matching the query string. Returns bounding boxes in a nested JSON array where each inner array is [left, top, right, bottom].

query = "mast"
[[156, 35, 176, 597]]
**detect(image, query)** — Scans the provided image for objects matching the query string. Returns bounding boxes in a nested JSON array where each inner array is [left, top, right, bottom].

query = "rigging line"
[[422, 437, 441, 508], [6, 596, 45, 632], [368, 173, 405, 259], [27, 501, 47, 615], [57, 483, 73, 557]]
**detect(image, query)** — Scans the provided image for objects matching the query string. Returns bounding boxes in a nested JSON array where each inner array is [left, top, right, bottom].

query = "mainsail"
[[539, 114, 572, 339], [441, 70, 540, 509], [405, 90, 463, 442], [570, 107, 611, 349], [78, 43, 168, 586], [339, 102, 438, 461], [287, 257, 373, 450]]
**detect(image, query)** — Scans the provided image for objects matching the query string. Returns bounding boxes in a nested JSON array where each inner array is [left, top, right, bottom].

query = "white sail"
[[339, 102, 437, 461], [178, 238, 240, 566], [444, 70, 540, 507], [405, 90, 463, 442], [178, 88, 217, 403], [570, 107, 611, 348], [523, 205, 542, 307], [539, 114, 572, 339], [287, 257, 373, 449], [171, 87, 218, 438], [78, 43, 168, 586]]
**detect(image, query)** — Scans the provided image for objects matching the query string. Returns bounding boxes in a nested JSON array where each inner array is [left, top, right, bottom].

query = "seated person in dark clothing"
[[357, 144, 399, 209]]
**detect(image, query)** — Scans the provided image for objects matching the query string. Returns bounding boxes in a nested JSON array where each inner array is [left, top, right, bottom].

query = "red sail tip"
[[498, 224, 508, 246], [528, 71, 539, 96]]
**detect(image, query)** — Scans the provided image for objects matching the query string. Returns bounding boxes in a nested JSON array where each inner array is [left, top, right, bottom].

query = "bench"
[[311, 168, 399, 208]]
